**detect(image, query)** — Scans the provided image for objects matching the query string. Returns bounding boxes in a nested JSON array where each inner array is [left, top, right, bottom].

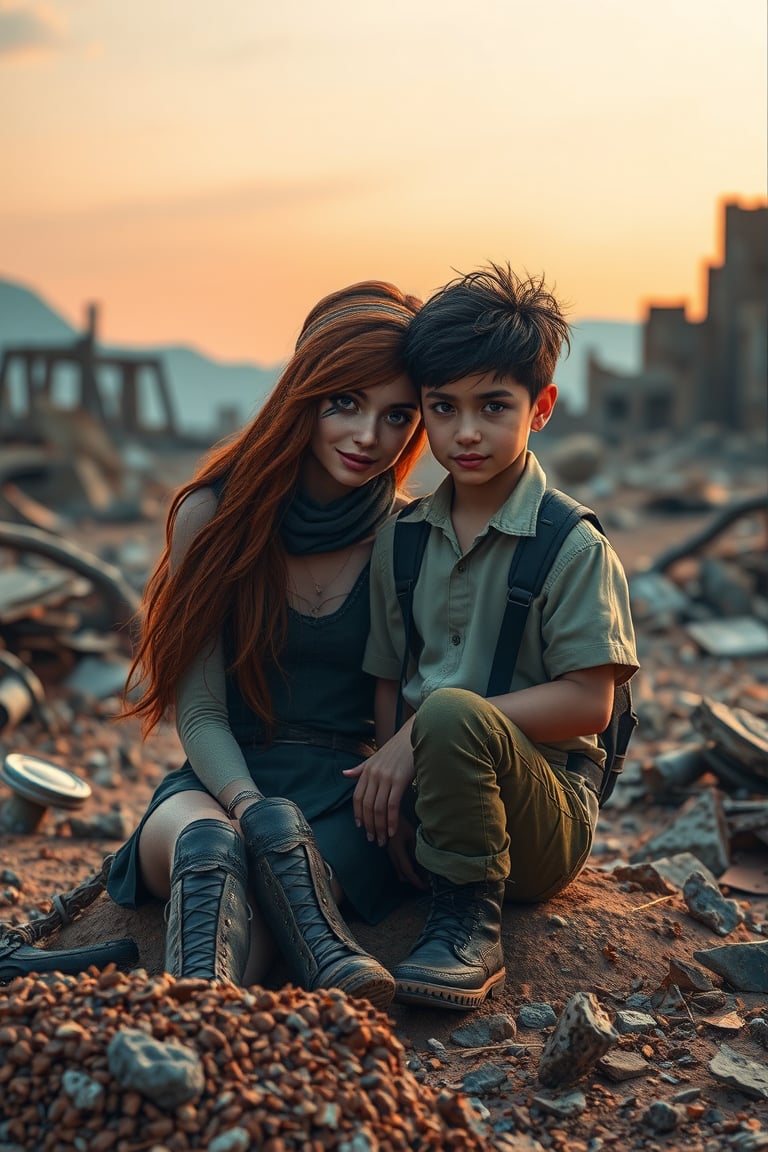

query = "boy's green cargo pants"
[[411, 687, 598, 902]]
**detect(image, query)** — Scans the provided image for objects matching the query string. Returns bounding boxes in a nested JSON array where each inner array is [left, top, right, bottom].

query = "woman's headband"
[[295, 302, 412, 351]]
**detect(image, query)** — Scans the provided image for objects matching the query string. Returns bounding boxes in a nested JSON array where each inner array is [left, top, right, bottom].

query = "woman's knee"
[[138, 792, 229, 897]]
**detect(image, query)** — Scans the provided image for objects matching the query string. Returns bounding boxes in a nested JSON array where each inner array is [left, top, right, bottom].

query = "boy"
[[345, 264, 638, 1009]]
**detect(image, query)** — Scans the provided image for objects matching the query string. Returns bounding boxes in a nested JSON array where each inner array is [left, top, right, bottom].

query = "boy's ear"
[[531, 383, 557, 431]]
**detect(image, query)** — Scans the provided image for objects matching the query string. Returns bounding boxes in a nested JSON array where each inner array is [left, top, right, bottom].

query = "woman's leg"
[[239, 797, 396, 1009], [138, 790, 224, 899], [140, 792, 274, 984]]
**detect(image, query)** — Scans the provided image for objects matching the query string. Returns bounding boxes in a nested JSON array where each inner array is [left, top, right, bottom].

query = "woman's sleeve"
[[169, 486, 252, 799], [174, 637, 253, 800]]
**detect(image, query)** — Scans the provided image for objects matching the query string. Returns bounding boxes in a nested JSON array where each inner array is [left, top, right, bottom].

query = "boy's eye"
[[429, 402, 454, 415], [484, 401, 508, 413]]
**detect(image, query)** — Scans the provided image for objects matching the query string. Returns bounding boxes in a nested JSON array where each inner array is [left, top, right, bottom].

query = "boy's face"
[[422, 373, 556, 494]]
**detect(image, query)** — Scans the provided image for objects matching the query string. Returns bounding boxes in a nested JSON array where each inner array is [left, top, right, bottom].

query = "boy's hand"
[[342, 720, 415, 846]]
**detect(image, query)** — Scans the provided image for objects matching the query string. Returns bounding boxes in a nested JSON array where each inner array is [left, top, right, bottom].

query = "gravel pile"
[[0, 967, 492, 1152]]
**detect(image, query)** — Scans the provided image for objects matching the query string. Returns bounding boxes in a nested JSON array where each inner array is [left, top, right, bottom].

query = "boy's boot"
[[165, 818, 250, 984], [240, 798, 395, 1009], [393, 874, 506, 1009]]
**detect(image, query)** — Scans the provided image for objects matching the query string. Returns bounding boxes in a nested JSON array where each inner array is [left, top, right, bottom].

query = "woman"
[[105, 281, 426, 1009]]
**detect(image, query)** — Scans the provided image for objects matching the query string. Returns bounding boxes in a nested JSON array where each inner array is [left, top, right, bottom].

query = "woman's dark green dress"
[[107, 566, 404, 924]]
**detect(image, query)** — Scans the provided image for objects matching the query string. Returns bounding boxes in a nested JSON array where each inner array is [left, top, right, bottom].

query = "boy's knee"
[[412, 687, 485, 748]]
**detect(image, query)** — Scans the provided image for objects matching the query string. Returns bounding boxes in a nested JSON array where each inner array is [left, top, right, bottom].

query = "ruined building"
[[0, 304, 179, 446], [587, 200, 768, 442]]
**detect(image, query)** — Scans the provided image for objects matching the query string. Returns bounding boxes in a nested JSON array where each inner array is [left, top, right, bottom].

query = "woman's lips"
[[337, 450, 375, 472]]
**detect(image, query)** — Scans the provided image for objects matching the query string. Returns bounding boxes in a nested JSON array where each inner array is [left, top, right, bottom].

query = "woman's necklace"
[[297, 548, 357, 616]]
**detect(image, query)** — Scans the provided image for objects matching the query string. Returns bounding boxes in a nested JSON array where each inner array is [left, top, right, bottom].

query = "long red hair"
[[125, 281, 426, 735]]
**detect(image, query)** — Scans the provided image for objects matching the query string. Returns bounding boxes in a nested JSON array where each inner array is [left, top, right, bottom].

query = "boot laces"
[[416, 883, 477, 950], [177, 871, 227, 974], [270, 850, 355, 969]]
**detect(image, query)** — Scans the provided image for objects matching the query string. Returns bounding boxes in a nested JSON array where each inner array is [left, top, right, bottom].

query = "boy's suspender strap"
[[390, 487, 632, 806], [391, 489, 602, 722], [485, 489, 600, 698], [392, 500, 429, 731]]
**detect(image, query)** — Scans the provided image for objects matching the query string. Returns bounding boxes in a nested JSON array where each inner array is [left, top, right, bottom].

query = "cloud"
[[143, 176, 382, 219], [0, 1, 64, 61], [0, 173, 389, 225], [216, 35, 294, 67]]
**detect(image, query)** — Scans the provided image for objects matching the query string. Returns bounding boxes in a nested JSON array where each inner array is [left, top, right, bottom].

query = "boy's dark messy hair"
[[404, 262, 570, 401]]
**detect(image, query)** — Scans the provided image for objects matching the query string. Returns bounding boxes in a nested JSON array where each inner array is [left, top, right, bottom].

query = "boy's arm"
[[494, 525, 637, 743], [487, 663, 617, 742], [374, 675, 414, 745]]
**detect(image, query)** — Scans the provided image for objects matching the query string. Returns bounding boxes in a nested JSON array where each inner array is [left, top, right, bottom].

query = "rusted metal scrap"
[[0, 521, 139, 632], [647, 492, 768, 575], [0, 648, 55, 734]]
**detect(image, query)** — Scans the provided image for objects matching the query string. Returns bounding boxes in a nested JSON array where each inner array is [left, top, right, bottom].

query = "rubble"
[[691, 698, 768, 784], [683, 870, 745, 936], [629, 790, 731, 876], [597, 1051, 649, 1082], [0, 971, 495, 1150], [1, 435, 767, 1150], [537, 992, 618, 1088], [709, 1043, 768, 1100], [693, 941, 768, 993]]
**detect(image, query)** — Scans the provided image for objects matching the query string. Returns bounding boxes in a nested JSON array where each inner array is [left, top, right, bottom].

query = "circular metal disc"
[[1, 752, 91, 809]]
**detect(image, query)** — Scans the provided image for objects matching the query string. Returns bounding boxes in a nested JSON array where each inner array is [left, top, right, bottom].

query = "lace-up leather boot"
[[393, 874, 506, 1009], [0, 937, 138, 983], [240, 797, 395, 1009], [165, 819, 250, 983]]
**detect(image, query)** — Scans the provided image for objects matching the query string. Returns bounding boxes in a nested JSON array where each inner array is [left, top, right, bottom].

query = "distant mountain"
[[0, 276, 640, 432], [0, 278, 78, 346]]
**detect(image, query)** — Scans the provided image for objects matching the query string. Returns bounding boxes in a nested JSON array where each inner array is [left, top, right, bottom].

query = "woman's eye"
[[386, 410, 413, 427], [328, 394, 357, 412]]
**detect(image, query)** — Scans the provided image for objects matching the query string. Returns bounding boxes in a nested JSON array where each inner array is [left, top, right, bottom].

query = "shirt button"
[[457, 562, 466, 573], [451, 634, 461, 646]]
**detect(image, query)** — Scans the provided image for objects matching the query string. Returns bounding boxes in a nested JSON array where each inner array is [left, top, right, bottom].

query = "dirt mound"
[[0, 969, 492, 1152], [8, 867, 766, 1150], [43, 865, 757, 1045]]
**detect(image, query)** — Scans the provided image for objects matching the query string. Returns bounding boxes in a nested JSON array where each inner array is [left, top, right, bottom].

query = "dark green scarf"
[[280, 471, 395, 555]]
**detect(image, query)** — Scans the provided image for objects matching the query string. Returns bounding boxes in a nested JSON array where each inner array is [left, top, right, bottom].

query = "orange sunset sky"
[[1, 0, 766, 365]]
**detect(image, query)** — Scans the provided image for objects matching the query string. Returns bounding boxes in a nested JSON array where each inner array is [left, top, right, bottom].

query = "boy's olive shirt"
[[364, 452, 639, 772]]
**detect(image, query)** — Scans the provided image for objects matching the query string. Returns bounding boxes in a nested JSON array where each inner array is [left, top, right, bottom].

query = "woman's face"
[[303, 376, 420, 502]]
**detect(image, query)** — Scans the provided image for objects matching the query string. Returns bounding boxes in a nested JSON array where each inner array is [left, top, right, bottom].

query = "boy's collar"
[[424, 452, 547, 537]]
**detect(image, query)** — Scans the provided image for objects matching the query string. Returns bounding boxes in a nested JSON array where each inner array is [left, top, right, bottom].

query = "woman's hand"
[[342, 718, 415, 847]]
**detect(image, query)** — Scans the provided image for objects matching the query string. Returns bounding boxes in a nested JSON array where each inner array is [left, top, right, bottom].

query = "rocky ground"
[[1, 447, 767, 1151]]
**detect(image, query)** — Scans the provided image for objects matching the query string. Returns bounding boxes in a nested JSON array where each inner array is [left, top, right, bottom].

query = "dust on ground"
[[1, 440, 768, 1152]]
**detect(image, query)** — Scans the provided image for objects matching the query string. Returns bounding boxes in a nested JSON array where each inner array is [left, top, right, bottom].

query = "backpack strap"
[[392, 499, 430, 730], [485, 489, 600, 697]]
